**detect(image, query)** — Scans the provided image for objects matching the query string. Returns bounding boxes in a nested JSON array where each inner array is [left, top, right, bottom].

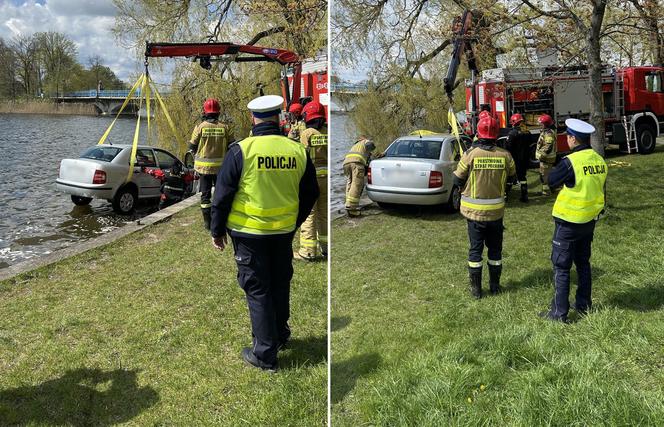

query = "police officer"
[[189, 98, 234, 229], [453, 115, 517, 299], [505, 113, 531, 202], [210, 95, 319, 372], [343, 137, 376, 216], [295, 101, 328, 260], [287, 103, 304, 141], [536, 114, 557, 196], [540, 119, 607, 322]]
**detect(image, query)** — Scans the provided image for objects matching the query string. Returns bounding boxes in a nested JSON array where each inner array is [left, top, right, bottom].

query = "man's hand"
[[212, 235, 227, 251]]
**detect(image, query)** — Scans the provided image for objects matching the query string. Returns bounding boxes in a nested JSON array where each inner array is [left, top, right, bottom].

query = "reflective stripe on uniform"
[[468, 261, 483, 268], [195, 156, 223, 167], [300, 238, 318, 248], [344, 152, 367, 165], [316, 167, 328, 177], [232, 200, 298, 217], [488, 259, 502, 266], [201, 203, 212, 209], [164, 185, 184, 192], [228, 213, 296, 231], [346, 195, 360, 203], [460, 195, 505, 211]]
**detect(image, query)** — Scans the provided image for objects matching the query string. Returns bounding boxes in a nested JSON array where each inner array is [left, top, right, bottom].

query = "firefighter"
[[453, 115, 517, 299], [188, 98, 234, 230], [295, 101, 328, 260], [210, 95, 319, 371], [505, 113, 531, 202], [343, 137, 376, 216], [540, 119, 607, 322], [536, 114, 557, 196], [287, 103, 305, 141]]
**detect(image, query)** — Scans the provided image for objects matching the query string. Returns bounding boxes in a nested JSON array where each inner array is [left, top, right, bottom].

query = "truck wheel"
[[446, 185, 461, 212], [71, 195, 92, 206], [112, 186, 137, 215], [636, 123, 656, 154]]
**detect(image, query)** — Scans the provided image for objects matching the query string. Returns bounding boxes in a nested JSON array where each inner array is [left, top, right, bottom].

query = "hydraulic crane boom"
[[444, 10, 477, 100], [144, 42, 302, 106]]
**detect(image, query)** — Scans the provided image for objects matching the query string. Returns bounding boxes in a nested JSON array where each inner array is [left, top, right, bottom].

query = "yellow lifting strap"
[[150, 82, 182, 153], [448, 107, 465, 153], [126, 76, 147, 183], [97, 74, 145, 146]]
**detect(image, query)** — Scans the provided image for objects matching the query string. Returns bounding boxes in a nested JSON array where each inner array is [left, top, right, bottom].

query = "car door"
[[133, 148, 161, 198]]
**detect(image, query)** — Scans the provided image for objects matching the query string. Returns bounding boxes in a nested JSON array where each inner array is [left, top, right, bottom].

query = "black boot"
[[488, 264, 502, 295], [202, 208, 211, 230], [505, 183, 512, 202], [520, 183, 529, 202], [468, 266, 482, 299]]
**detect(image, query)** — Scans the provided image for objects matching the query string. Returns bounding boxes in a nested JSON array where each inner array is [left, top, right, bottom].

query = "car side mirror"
[[184, 152, 194, 169]]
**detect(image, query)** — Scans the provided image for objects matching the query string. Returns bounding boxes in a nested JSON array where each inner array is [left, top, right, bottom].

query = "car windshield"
[[384, 139, 443, 159], [80, 146, 122, 162]]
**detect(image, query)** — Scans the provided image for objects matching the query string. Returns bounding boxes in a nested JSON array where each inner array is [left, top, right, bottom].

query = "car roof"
[[395, 134, 456, 142], [96, 144, 168, 150]]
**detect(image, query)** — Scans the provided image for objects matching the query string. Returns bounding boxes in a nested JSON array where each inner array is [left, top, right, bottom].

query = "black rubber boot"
[[468, 266, 482, 299], [505, 184, 512, 201], [202, 208, 211, 230], [488, 264, 502, 295], [520, 183, 528, 202]]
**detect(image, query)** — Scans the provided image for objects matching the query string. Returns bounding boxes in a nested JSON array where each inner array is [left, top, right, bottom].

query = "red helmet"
[[478, 110, 491, 120], [288, 103, 303, 116], [302, 101, 326, 122], [203, 98, 220, 114], [476, 116, 500, 139], [538, 114, 554, 127], [510, 113, 524, 126]]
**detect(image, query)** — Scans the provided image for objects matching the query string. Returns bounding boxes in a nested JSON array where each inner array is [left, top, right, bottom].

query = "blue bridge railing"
[[60, 90, 137, 98]]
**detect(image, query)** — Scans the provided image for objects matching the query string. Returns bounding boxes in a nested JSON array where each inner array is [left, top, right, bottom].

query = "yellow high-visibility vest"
[[227, 134, 307, 235], [552, 149, 607, 223]]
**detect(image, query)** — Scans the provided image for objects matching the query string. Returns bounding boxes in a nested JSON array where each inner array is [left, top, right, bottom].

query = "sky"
[[0, 0, 166, 84]]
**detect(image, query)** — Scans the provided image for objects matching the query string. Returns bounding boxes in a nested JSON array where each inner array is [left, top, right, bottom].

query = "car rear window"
[[80, 146, 122, 162], [384, 139, 443, 159]]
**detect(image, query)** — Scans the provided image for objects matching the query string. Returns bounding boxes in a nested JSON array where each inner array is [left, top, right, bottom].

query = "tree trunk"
[[587, 0, 607, 157]]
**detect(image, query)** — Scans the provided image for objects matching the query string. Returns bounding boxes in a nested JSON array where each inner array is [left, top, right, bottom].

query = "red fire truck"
[[464, 65, 664, 155], [286, 51, 329, 115]]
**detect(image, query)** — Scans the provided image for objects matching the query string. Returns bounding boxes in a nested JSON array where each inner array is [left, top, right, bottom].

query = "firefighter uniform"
[[210, 95, 319, 371], [296, 125, 327, 259], [343, 138, 374, 215], [506, 124, 531, 202], [189, 118, 233, 229], [536, 128, 557, 195], [287, 120, 306, 141], [453, 136, 516, 299], [541, 119, 606, 322]]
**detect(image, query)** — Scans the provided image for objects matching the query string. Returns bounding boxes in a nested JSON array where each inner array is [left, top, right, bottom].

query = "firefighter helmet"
[[203, 98, 220, 114], [302, 101, 326, 122], [478, 110, 491, 120], [538, 114, 554, 127], [476, 116, 500, 139], [510, 113, 524, 126], [288, 103, 303, 116]]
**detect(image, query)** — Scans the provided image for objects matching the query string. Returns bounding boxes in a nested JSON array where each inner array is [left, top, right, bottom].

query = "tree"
[[0, 39, 19, 99], [34, 31, 78, 97], [12, 34, 38, 96]]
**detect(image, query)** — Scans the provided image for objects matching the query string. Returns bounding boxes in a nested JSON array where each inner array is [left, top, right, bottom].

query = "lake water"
[[330, 112, 358, 214], [0, 114, 155, 269]]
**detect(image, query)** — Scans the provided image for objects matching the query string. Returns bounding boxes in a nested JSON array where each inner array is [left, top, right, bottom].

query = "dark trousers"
[[231, 232, 294, 365], [199, 174, 217, 209], [467, 219, 504, 264], [549, 220, 595, 319]]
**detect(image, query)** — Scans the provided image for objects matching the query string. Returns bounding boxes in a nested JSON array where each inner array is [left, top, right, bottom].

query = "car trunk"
[[370, 158, 435, 188], [58, 158, 104, 183]]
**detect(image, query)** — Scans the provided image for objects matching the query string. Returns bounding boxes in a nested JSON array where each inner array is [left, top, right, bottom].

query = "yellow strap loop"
[[150, 81, 182, 154], [145, 77, 152, 146], [126, 76, 147, 183], [98, 74, 144, 146], [448, 107, 465, 153]]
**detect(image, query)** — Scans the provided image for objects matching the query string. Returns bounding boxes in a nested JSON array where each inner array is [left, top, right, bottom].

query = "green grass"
[[0, 208, 327, 426], [331, 147, 664, 426]]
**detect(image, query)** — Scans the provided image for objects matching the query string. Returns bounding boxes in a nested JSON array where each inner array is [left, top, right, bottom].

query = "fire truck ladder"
[[622, 116, 639, 154]]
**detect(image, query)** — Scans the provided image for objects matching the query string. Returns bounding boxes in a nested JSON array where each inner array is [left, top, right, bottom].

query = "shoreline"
[[0, 99, 98, 116]]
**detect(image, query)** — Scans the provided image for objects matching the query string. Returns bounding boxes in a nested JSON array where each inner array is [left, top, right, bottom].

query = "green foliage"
[[0, 207, 327, 425], [332, 147, 664, 425]]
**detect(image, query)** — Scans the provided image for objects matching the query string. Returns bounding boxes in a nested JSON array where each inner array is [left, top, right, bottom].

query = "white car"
[[56, 144, 191, 214], [367, 134, 471, 210]]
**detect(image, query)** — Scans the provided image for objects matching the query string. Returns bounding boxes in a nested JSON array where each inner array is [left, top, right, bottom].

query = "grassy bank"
[[0, 207, 327, 425], [0, 99, 96, 115], [332, 147, 664, 425]]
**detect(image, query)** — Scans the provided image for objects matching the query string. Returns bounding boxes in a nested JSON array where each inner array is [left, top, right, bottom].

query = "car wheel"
[[636, 123, 656, 154], [112, 186, 137, 214], [376, 202, 395, 209], [71, 195, 92, 206], [446, 185, 461, 212]]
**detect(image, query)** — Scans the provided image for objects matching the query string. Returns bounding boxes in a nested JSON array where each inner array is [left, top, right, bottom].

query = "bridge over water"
[[54, 89, 167, 115]]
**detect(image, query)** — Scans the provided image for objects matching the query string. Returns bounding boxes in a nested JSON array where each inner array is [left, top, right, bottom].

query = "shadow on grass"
[[280, 335, 327, 370], [331, 353, 381, 404], [504, 268, 552, 292], [0, 368, 158, 426], [380, 204, 461, 222], [607, 281, 664, 312], [331, 316, 351, 332]]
